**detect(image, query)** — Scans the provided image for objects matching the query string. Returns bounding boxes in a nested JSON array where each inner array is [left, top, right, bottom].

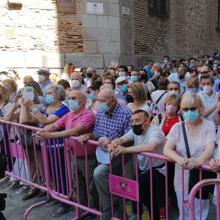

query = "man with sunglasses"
[[198, 74, 219, 121]]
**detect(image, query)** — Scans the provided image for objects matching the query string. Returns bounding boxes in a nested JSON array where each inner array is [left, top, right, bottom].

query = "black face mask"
[[87, 73, 93, 78], [126, 94, 134, 103], [132, 124, 143, 136]]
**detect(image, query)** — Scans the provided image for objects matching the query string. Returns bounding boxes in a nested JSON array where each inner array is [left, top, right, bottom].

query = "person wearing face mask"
[[152, 94, 181, 214], [167, 82, 181, 96], [109, 110, 165, 220], [102, 75, 115, 89], [198, 74, 219, 121], [70, 71, 85, 91], [20, 85, 69, 204], [117, 65, 127, 77], [86, 84, 100, 114], [115, 76, 129, 102], [78, 87, 132, 220], [35, 90, 98, 217], [168, 63, 190, 93], [186, 77, 199, 93], [164, 93, 216, 220], [84, 67, 96, 88], [37, 67, 54, 96], [129, 71, 140, 84]]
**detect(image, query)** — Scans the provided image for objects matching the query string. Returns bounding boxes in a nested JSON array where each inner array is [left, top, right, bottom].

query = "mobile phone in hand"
[[23, 86, 34, 101]]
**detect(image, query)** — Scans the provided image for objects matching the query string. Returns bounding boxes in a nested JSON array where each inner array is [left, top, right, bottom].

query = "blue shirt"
[[41, 104, 70, 147], [94, 104, 132, 164], [168, 72, 190, 93], [214, 79, 220, 92]]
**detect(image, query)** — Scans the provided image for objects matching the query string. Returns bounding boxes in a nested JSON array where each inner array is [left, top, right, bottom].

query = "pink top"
[[55, 108, 96, 157]]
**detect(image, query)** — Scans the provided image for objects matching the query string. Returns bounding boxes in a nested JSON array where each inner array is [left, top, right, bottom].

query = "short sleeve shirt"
[[94, 104, 132, 164], [124, 125, 165, 171], [166, 119, 216, 193], [198, 90, 218, 121]]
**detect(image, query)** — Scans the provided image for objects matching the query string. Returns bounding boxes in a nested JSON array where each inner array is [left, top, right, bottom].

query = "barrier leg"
[[23, 200, 47, 220]]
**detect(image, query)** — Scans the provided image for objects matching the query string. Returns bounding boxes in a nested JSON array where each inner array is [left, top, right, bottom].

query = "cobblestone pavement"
[[0, 182, 217, 220]]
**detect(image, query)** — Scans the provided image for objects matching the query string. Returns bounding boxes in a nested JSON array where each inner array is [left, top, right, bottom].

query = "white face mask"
[[71, 80, 80, 88], [164, 59, 168, 64], [168, 90, 179, 96], [119, 71, 126, 77], [38, 75, 45, 83], [203, 85, 213, 94]]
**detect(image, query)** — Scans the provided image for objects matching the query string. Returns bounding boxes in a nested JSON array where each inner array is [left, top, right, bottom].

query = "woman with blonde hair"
[[61, 63, 75, 83], [126, 82, 152, 113], [148, 62, 162, 89], [164, 93, 216, 220], [3, 79, 17, 102]]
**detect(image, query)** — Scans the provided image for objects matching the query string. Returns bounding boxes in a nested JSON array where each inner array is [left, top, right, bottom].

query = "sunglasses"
[[182, 107, 197, 112]]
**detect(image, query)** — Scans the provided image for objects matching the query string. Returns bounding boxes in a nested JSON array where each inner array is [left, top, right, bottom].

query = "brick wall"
[[133, 0, 220, 61], [0, 0, 83, 53]]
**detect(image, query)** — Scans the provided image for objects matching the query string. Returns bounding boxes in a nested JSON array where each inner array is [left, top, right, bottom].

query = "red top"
[[162, 115, 179, 136]]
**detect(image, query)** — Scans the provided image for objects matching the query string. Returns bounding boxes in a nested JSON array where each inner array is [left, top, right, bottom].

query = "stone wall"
[[133, 0, 220, 66], [0, 0, 82, 71], [1, 0, 220, 71]]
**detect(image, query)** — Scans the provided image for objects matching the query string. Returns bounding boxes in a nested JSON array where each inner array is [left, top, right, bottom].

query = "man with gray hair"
[[36, 90, 97, 217], [79, 87, 132, 220], [70, 71, 86, 91]]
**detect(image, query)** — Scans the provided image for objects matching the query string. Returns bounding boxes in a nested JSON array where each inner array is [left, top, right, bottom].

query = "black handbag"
[[181, 121, 216, 199], [0, 193, 7, 211], [0, 154, 7, 179]]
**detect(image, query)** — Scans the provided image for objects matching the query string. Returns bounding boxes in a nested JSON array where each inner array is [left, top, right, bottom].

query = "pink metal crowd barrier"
[[0, 119, 220, 220]]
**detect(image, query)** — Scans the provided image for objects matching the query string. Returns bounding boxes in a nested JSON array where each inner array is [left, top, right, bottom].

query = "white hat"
[[115, 76, 127, 84], [37, 67, 51, 74]]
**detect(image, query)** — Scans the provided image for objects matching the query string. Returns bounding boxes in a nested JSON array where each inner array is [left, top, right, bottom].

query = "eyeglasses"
[[168, 88, 179, 91], [182, 107, 197, 112], [200, 71, 210, 74]]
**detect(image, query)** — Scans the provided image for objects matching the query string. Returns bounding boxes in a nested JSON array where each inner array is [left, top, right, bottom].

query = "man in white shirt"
[[198, 74, 219, 121], [110, 109, 165, 220]]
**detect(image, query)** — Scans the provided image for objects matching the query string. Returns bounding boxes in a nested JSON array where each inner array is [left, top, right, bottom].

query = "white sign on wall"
[[122, 6, 130, 16], [86, 2, 104, 15]]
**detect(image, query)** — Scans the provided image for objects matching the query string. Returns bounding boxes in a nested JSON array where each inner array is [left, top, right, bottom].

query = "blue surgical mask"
[[131, 76, 138, 82], [98, 102, 109, 113], [87, 93, 96, 101], [183, 110, 199, 122], [45, 95, 55, 105], [68, 99, 79, 111], [187, 88, 198, 93], [119, 71, 126, 77], [120, 84, 128, 93], [63, 98, 69, 106]]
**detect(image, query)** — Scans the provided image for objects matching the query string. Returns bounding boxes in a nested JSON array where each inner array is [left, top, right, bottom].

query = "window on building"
[[217, 0, 220, 31], [148, 0, 169, 18], [55, 0, 76, 14]]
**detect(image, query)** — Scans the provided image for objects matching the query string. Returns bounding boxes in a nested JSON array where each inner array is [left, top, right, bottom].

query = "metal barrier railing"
[[0, 119, 219, 220]]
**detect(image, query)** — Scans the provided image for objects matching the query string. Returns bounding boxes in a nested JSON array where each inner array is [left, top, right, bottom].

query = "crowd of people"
[[1, 53, 220, 220]]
